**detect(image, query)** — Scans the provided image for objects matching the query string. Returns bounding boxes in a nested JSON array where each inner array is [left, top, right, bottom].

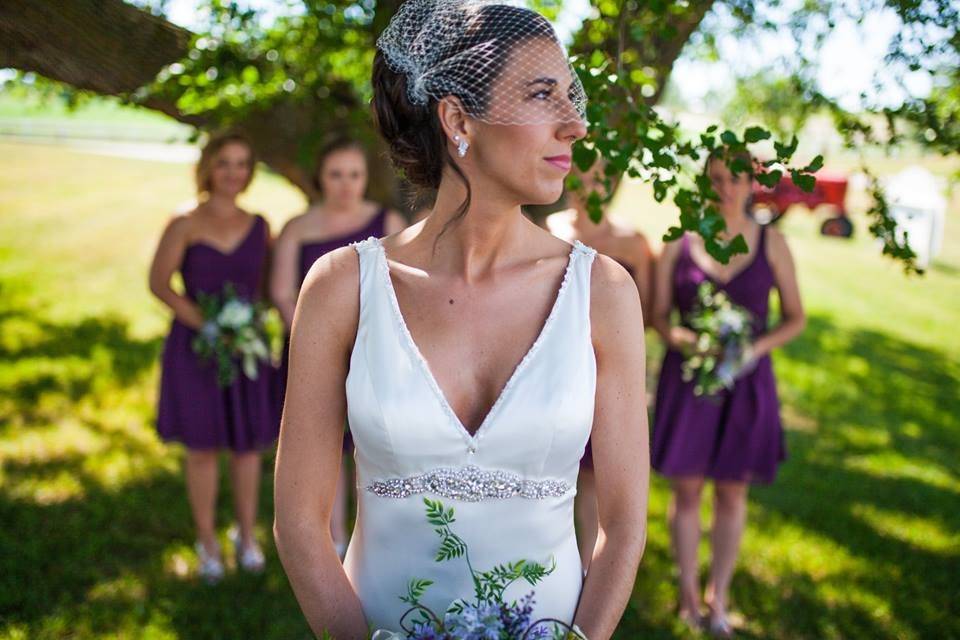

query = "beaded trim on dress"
[[366, 465, 571, 501]]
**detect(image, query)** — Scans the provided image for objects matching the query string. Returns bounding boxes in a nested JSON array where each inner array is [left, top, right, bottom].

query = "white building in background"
[[884, 166, 947, 269]]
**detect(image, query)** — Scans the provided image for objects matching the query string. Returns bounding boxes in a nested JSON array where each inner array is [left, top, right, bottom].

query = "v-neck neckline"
[[189, 215, 260, 256], [375, 238, 581, 444], [686, 224, 764, 287]]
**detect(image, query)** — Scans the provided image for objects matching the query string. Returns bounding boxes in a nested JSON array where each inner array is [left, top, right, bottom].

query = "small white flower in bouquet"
[[192, 282, 272, 387], [681, 282, 756, 397]]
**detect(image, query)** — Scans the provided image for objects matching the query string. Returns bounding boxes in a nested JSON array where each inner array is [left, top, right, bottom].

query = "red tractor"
[[751, 170, 853, 237]]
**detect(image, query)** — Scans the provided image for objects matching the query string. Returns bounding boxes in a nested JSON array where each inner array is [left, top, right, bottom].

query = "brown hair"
[[312, 137, 367, 194], [195, 132, 256, 196], [371, 4, 556, 237], [705, 146, 756, 217], [705, 146, 755, 180]]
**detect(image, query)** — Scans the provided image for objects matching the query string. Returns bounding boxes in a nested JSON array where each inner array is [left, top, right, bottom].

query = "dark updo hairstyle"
[[312, 136, 367, 195], [372, 4, 556, 232]]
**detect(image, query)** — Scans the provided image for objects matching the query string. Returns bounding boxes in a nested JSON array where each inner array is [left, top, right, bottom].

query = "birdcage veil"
[[376, 0, 587, 125]]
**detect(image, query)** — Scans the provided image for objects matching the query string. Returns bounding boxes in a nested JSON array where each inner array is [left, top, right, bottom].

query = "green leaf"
[[663, 226, 684, 242], [727, 233, 749, 256], [756, 169, 782, 188], [791, 169, 816, 192], [572, 143, 598, 172], [720, 130, 739, 146], [803, 154, 824, 173], [698, 212, 725, 238], [587, 190, 603, 223], [743, 126, 771, 143], [424, 498, 455, 526], [400, 578, 433, 605], [435, 531, 467, 562], [773, 135, 799, 159], [729, 156, 752, 176]]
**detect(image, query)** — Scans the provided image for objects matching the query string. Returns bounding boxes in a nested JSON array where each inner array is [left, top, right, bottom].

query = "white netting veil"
[[376, 0, 587, 125]]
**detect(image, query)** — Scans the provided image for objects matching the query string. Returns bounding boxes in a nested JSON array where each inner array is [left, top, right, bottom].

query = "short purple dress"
[[156, 215, 279, 452], [277, 207, 388, 452], [652, 227, 785, 484]]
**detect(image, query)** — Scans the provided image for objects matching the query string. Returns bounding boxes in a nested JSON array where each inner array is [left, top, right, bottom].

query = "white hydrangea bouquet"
[[371, 499, 586, 640], [191, 282, 271, 387], [681, 281, 757, 397]]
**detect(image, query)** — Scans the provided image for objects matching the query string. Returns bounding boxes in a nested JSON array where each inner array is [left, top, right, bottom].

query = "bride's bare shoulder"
[[295, 245, 363, 344], [589, 252, 643, 341]]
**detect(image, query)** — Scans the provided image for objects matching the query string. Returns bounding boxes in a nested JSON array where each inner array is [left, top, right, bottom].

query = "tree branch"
[[0, 0, 191, 95]]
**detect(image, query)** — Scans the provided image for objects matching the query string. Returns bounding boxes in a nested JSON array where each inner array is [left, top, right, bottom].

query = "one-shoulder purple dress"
[[652, 227, 785, 484], [156, 215, 279, 452], [277, 208, 388, 446]]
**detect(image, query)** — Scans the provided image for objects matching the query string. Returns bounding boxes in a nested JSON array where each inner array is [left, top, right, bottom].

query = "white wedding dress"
[[343, 236, 597, 632]]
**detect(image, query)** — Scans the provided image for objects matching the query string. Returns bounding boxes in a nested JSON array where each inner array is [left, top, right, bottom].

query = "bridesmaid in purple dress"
[[544, 164, 653, 572], [651, 148, 805, 636], [149, 133, 277, 584], [270, 137, 405, 555]]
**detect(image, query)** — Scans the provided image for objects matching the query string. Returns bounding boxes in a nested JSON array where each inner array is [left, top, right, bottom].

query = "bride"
[[274, 1, 649, 637]]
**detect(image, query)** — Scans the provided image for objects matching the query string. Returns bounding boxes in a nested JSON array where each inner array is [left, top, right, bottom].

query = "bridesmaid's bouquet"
[[191, 282, 271, 387], [371, 499, 586, 640], [681, 281, 756, 397]]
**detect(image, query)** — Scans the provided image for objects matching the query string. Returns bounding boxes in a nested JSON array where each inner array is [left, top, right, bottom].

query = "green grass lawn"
[[1, 141, 958, 639]]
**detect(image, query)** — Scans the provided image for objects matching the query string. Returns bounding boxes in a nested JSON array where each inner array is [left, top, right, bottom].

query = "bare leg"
[[705, 481, 748, 631], [330, 453, 350, 550], [185, 449, 220, 554], [669, 476, 705, 620], [229, 450, 262, 548], [574, 467, 599, 573]]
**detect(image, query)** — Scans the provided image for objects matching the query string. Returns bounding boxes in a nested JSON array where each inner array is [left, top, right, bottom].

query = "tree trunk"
[[571, 0, 716, 104]]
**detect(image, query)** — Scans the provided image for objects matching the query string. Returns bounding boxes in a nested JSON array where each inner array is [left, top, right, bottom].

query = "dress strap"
[[570, 240, 597, 287], [755, 223, 770, 270], [566, 240, 597, 338], [352, 237, 382, 317]]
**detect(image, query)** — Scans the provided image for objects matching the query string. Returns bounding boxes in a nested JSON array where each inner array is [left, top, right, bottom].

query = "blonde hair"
[[195, 132, 256, 196]]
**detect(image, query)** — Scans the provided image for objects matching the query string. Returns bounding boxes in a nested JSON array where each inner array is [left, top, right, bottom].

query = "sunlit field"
[[1, 140, 957, 639]]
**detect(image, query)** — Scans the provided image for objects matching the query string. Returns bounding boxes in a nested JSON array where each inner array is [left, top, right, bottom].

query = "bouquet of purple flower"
[[370, 499, 586, 640], [681, 281, 756, 397], [191, 282, 272, 388]]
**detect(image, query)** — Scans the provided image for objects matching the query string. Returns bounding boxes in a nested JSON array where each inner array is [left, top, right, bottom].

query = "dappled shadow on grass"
[[3, 291, 958, 637], [0, 304, 162, 427], [0, 281, 309, 638], [748, 314, 960, 638], [747, 454, 960, 639], [0, 418, 309, 639], [618, 313, 960, 639], [778, 315, 960, 474], [731, 567, 899, 640]]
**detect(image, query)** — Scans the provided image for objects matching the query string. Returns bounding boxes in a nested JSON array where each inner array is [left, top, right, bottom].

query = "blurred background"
[[1, 0, 958, 638]]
